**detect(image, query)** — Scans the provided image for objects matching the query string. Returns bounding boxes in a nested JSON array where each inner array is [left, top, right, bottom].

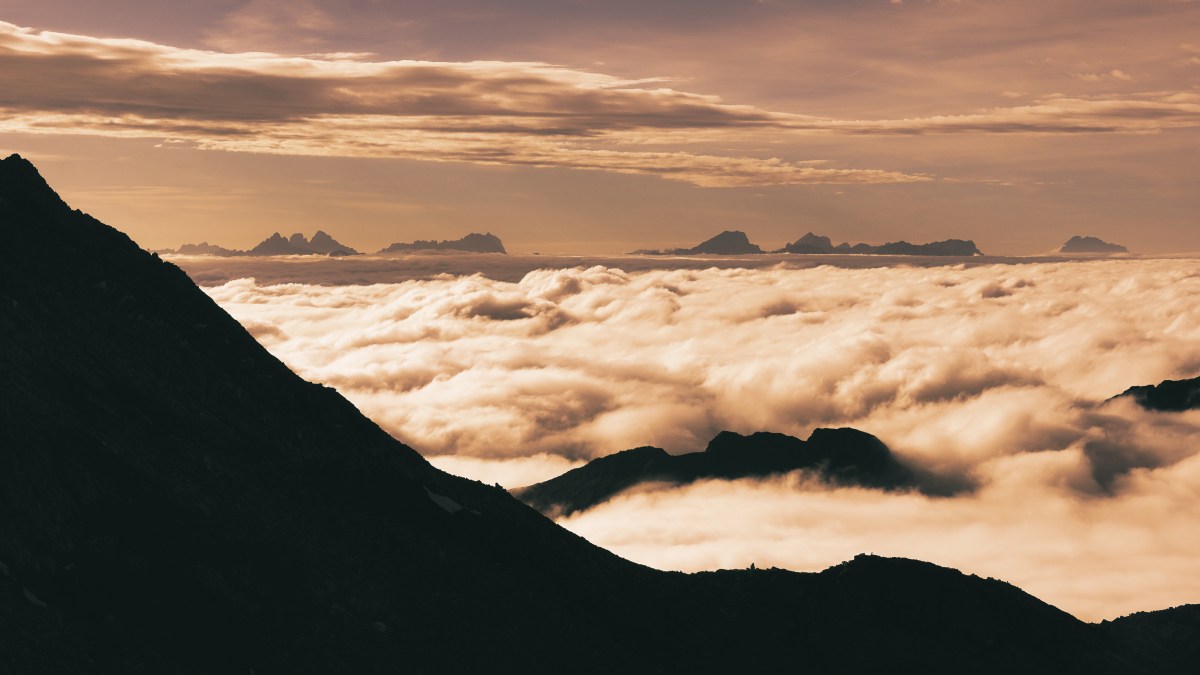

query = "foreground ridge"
[[0, 153, 1193, 674]]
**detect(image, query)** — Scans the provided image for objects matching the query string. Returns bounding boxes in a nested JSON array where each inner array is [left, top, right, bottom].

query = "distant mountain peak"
[[160, 230, 360, 257], [378, 232, 507, 254], [778, 232, 981, 256], [690, 230, 763, 254], [1059, 235, 1128, 254]]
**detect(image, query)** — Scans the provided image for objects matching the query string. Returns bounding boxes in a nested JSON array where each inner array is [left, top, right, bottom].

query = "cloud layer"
[[0, 20, 922, 187], [203, 257, 1200, 620], [3, 20, 1199, 187]]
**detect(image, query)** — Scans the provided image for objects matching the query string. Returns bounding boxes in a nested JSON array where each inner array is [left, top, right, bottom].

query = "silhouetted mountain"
[[780, 231, 838, 253], [174, 241, 241, 256], [635, 230, 764, 255], [515, 428, 925, 516], [300, 230, 359, 255], [777, 232, 982, 256], [1115, 375, 1200, 411], [1, 153, 1194, 673], [378, 232, 506, 254], [160, 231, 358, 257], [873, 239, 982, 255], [1101, 605, 1200, 673], [1060, 235, 1129, 253], [688, 230, 763, 254], [248, 231, 308, 255]]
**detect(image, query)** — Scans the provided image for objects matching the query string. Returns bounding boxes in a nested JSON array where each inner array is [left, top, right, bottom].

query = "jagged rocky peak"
[[1060, 235, 1129, 254], [162, 230, 360, 256]]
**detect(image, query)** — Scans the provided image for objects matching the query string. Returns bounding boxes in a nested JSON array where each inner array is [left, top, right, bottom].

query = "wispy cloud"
[[3, 21, 1198, 187], [0, 21, 922, 187]]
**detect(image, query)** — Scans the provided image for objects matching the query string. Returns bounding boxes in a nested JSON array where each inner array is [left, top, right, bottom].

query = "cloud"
[[203, 258, 1200, 468], [3, 21, 1199, 187], [201, 257, 1200, 621], [0, 21, 923, 187]]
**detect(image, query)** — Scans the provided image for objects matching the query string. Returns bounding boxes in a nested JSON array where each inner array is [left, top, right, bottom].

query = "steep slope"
[[514, 428, 923, 515], [0, 154, 1192, 673], [0, 154, 646, 672]]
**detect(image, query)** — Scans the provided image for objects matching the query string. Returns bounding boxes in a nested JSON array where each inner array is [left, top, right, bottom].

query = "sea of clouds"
[[201, 257, 1200, 620]]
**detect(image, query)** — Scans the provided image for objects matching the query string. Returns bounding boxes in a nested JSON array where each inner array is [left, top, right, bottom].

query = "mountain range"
[[635, 230, 983, 256], [160, 231, 360, 257], [163, 231, 507, 256], [1, 153, 1196, 673]]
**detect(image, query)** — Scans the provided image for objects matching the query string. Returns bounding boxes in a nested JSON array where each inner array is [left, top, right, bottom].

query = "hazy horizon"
[[1, 0, 1198, 254]]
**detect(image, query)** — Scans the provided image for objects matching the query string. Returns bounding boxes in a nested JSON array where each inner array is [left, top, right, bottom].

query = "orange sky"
[[1, 0, 1197, 253]]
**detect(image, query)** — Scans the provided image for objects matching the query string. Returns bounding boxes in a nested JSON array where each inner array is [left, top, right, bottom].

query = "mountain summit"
[[1059, 235, 1129, 254], [0, 153, 1193, 673]]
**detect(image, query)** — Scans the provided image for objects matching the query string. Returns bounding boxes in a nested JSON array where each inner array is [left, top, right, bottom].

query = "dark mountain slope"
[[0, 154, 647, 672], [1115, 376, 1200, 411], [1102, 605, 1200, 674], [514, 428, 923, 516], [0, 154, 1193, 673]]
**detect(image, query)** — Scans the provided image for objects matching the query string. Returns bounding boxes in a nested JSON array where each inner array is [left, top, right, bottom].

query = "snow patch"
[[425, 488, 463, 514]]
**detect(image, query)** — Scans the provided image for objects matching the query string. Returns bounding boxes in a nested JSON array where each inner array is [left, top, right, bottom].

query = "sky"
[[1, 0, 1198, 253], [200, 255, 1200, 621]]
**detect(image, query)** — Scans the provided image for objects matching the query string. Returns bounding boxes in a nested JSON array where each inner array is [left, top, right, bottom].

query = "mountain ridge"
[[160, 230, 359, 256], [1115, 375, 1200, 411], [377, 232, 506, 254], [634, 230, 983, 256], [514, 427, 942, 516]]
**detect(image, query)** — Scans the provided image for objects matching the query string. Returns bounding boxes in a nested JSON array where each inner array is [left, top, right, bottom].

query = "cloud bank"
[[205, 258, 1200, 620], [3, 21, 1199, 187]]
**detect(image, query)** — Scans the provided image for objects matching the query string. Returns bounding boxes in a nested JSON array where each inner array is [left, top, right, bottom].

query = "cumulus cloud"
[[3, 21, 1199, 186], [202, 257, 1200, 619]]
